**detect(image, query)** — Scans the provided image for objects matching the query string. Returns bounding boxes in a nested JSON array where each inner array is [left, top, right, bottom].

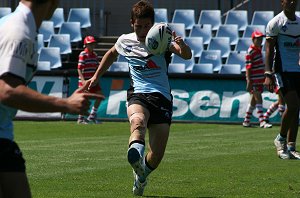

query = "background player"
[[77, 35, 104, 124]]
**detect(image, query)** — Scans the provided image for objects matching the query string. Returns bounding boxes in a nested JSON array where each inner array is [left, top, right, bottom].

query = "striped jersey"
[[0, 2, 38, 140], [266, 11, 300, 72], [245, 44, 265, 85], [114, 32, 172, 101], [78, 48, 99, 86]]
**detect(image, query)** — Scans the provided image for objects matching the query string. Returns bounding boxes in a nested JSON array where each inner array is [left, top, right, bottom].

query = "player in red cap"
[[242, 30, 272, 128], [77, 36, 104, 124]]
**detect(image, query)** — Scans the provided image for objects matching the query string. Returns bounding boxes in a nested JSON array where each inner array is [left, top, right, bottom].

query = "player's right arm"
[[0, 74, 104, 115], [89, 46, 119, 89]]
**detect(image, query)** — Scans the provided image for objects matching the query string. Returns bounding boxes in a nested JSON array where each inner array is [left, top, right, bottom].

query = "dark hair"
[[131, 0, 154, 24], [34, 0, 48, 4]]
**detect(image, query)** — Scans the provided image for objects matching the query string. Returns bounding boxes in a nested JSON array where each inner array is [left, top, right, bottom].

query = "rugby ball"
[[145, 23, 172, 55]]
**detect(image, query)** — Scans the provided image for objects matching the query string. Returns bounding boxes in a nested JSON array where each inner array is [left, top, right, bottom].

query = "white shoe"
[[132, 171, 147, 196], [288, 150, 300, 160], [274, 137, 289, 159], [260, 121, 272, 128], [242, 122, 251, 127], [77, 119, 88, 124], [127, 147, 145, 177]]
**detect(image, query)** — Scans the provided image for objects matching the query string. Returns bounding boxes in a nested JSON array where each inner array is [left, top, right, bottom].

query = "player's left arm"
[[169, 31, 192, 60]]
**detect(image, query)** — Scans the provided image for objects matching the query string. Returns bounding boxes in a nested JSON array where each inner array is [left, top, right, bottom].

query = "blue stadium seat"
[[37, 61, 51, 71], [243, 25, 265, 38], [168, 63, 186, 73], [208, 37, 231, 59], [199, 50, 222, 72], [154, 8, 168, 23], [296, 11, 300, 17], [168, 23, 186, 38], [39, 21, 55, 42], [224, 10, 248, 32], [189, 24, 212, 46], [171, 9, 195, 30], [226, 51, 247, 72], [38, 47, 62, 69], [251, 11, 274, 27], [184, 37, 203, 58], [109, 62, 129, 72], [219, 64, 241, 74], [37, 34, 44, 54], [67, 8, 91, 28], [216, 24, 239, 46], [171, 53, 195, 72], [48, 34, 72, 55], [50, 8, 65, 28], [58, 22, 82, 43], [0, 7, 11, 19], [198, 10, 221, 32], [235, 38, 252, 52], [191, 63, 213, 74]]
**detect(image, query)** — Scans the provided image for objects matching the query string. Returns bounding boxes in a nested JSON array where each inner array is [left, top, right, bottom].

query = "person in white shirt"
[[0, 1, 103, 197]]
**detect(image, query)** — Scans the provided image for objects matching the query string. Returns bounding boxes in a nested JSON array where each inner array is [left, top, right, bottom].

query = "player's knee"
[[129, 113, 146, 133]]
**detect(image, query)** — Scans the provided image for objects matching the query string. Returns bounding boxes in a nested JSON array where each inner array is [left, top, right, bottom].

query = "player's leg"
[[87, 88, 103, 124], [0, 172, 31, 198], [127, 104, 150, 175], [278, 94, 286, 116], [263, 101, 279, 122], [243, 94, 256, 127]]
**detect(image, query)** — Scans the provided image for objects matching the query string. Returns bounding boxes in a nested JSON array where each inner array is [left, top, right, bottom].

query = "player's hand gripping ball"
[[145, 23, 172, 55]]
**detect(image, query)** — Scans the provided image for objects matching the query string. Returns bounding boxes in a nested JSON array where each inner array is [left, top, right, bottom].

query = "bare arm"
[[78, 69, 85, 84], [264, 37, 276, 92], [169, 31, 192, 60], [89, 46, 119, 88], [0, 74, 104, 115]]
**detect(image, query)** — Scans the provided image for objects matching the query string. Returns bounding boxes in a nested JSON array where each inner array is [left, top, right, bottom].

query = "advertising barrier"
[[66, 75, 280, 123]]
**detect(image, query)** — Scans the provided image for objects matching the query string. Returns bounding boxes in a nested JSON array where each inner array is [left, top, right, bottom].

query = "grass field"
[[14, 121, 300, 198]]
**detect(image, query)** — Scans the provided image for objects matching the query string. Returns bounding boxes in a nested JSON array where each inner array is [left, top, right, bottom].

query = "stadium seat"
[[191, 63, 214, 74], [224, 10, 248, 32], [171, 9, 195, 30], [168, 23, 186, 38], [171, 53, 195, 72], [296, 11, 300, 17], [39, 21, 55, 42], [108, 62, 129, 72], [50, 8, 65, 28], [154, 8, 168, 23], [235, 37, 252, 52], [243, 25, 265, 38], [216, 24, 239, 46], [168, 63, 186, 73], [189, 24, 212, 46], [208, 37, 231, 59], [219, 64, 241, 74], [58, 22, 82, 43], [37, 61, 51, 71], [0, 7, 11, 19], [48, 34, 72, 55], [226, 51, 247, 72], [184, 37, 203, 58], [251, 11, 274, 27], [199, 50, 222, 72], [37, 34, 44, 54], [38, 47, 62, 69], [198, 10, 221, 32], [67, 8, 91, 28]]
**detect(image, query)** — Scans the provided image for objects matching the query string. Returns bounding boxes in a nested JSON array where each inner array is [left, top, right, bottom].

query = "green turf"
[[14, 121, 300, 198]]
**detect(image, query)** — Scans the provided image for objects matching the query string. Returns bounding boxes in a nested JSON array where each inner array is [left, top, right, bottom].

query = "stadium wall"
[[15, 72, 282, 124], [1, 0, 298, 36]]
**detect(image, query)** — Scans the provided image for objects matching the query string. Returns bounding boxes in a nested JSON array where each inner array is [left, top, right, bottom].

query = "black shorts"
[[127, 92, 173, 125], [0, 138, 26, 172], [274, 72, 300, 97]]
